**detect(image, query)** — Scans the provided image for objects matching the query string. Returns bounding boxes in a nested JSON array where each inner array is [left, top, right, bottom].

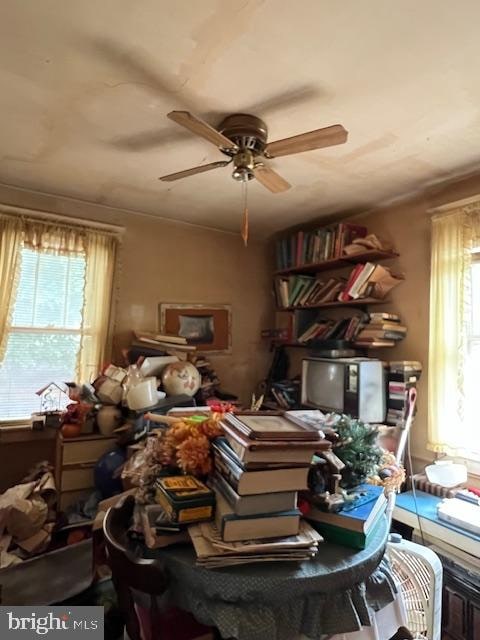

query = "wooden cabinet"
[[0, 427, 58, 492], [441, 556, 480, 640], [56, 433, 117, 510]]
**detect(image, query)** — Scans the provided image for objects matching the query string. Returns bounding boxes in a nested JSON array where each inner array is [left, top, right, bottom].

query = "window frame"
[[0, 246, 87, 425]]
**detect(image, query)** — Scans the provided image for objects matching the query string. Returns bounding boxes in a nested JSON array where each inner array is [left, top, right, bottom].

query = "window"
[[0, 213, 118, 424], [428, 204, 480, 462], [0, 248, 85, 420], [463, 251, 480, 456]]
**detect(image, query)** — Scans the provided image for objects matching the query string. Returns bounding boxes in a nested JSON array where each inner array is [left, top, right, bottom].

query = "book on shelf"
[[348, 262, 378, 299], [388, 380, 416, 394], [275, 223, 368, 271], [210, 471, 298, 517], [369, 312, 401, 322], [305, 484, 387, 533], [214, 491, 301, 542], [133, 330, 188, 345], [354, 339, 396, 348], [338, 263, 365, 301], [334, 222, 368, 257], [296, 313, 365, 345], [366, 321, 407, 332], [389, 360, 422, 372], [356, 328, 406, 341], [289, 275, 315, 306], [132, 335, 196, 352], [212, 448, 310, 495]]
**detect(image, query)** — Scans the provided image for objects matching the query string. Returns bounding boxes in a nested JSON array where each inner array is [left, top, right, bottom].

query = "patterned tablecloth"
[[144, 516, 397, 640]]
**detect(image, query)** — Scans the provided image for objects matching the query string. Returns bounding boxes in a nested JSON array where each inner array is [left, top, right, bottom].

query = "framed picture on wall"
[[158, 303, 232, 353]]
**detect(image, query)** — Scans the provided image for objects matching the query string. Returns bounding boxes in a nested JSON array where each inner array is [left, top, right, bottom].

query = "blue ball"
[[94, 447, 127, 498]]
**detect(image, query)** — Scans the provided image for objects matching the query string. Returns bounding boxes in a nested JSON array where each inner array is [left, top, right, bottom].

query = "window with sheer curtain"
[[0, 213, 118, 423], [428, 201, 480, 461]]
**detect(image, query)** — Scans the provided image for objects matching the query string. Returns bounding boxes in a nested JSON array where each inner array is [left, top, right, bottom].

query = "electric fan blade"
[[265, 124, 348, 158], [159, 161, 230, 182], [253, 163, 291, 193], [167, 111, 238, 151]]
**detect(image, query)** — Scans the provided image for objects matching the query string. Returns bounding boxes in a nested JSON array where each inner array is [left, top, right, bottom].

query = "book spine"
[[213, 453, 241, 492]]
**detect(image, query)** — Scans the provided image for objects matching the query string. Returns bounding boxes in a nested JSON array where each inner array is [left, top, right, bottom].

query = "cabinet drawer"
[[62, 438, 116, 465], [61, 467, 95, 491], [59, 489, 93, 511]]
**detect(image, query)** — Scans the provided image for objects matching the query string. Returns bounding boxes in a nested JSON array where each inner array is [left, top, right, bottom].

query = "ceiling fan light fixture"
[[232, 166, 253, 181]]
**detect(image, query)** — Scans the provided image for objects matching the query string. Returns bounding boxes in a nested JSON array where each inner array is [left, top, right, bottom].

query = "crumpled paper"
[[0, 470, 57, 567]]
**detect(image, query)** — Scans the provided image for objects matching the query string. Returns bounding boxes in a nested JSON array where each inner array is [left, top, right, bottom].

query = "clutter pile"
[[0, 462, 90, 569]]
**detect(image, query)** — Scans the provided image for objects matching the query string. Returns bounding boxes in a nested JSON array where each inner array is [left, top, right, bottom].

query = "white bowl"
[[425, 461, 467, 488]]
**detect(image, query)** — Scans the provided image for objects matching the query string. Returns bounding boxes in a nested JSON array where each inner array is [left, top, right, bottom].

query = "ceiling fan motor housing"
[[218, 114, 268, 154]]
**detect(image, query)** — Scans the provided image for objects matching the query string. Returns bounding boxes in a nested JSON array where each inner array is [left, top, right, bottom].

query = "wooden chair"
[[103, 495, 214, 640]]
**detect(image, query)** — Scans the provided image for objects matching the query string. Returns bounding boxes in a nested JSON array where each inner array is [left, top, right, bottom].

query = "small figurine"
[[308, 450, 346, 513], [60, 384, 92, 438]]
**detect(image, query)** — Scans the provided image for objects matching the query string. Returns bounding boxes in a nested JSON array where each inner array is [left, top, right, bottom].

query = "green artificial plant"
[[332, 414, 383, 489]]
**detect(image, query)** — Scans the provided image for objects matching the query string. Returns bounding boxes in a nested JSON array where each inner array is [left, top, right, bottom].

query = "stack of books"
[[129, 330, 196, 361], [199, 412, 329, 564], [386, 360, 422, 426], [305, 483, 387, 549], [189, 520, 322, 568], [354, 312, 407, 348]]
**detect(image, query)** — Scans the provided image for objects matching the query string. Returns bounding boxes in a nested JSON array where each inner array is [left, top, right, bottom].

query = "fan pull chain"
[[241, 177, 249, 246]]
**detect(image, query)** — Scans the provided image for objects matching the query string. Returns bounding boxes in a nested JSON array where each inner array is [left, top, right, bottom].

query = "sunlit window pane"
[[0, 247, 86, 421]]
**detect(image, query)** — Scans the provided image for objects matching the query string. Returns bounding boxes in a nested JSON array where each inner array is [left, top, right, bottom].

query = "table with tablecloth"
[[142, 516, 401, 640]]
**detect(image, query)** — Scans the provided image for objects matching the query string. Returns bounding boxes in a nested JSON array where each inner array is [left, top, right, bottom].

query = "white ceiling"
[[1, 0, 480, 235]]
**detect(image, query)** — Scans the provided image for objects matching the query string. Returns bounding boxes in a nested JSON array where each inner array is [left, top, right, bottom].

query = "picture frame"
[[159, 303, 232, 353]]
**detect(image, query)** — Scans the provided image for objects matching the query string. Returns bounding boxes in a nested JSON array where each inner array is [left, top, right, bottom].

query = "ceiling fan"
[[159, 111, 348, 243]]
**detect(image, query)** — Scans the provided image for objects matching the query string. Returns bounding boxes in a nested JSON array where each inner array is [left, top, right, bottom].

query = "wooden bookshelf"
[[275, 250, 399, 276], [281, 297, 388, 311]]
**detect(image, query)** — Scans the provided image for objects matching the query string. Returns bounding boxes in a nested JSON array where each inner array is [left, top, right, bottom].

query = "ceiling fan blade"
[[167, 111, 237, 151], [253, 163, 291, 193], [159, 161, 230, 182], [265, 124, 348, 158]]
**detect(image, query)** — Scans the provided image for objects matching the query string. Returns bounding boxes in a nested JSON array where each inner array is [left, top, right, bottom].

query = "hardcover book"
[[306, 484, 387, 533], [214, 491, 301, 542], [211, 471, 298, 516], [213, 448, 309, 495], [223, 411, 320, 441]]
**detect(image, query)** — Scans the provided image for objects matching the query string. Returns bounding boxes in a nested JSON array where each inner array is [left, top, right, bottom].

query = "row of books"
[[354, 312, 407, 348], [276, 222, 367, 271], [202, 413, 329, 564], [274, 263, 402, 309], [297, 315, 363, 344], [305, 483, 388, 549], [386, 360, 422, 426], [286, 311, 406, 348], [268, 379, 300, 409]]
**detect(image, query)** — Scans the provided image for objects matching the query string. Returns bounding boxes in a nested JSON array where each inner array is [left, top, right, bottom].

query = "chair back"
[[103, 495, 169, 640]]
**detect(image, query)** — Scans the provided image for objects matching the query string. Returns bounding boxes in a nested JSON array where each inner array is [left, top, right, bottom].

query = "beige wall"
[[347, 173, 480, 466], [0, 184, 273, 405]]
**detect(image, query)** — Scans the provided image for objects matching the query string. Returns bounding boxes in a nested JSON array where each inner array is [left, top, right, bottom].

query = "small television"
[[301, 357, 386, 423]]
